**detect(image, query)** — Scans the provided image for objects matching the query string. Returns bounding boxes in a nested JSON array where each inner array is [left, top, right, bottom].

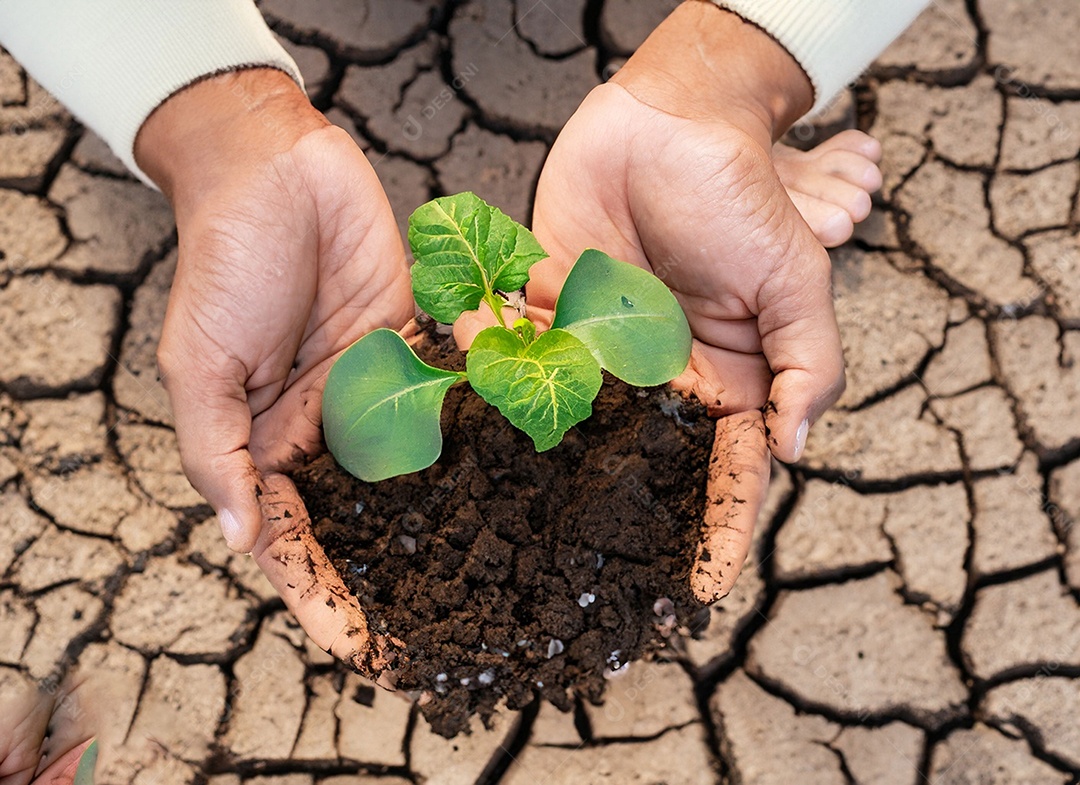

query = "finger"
[[757, 242, 846, 463], [248, 362, 329, 472], [0, 669, 50, 785], [31, 668, 118, 784], [251, 472, 402, 684], [817, 129, 883, 163], [691, 410, 771, 604], [675, 308, 762, 355], [785, 170, 872, 222], [784, 191, 856, 248], [32, 740, 90, 785], [817, 148, 884, 192], [158, 352, 263, 552], [452, 302, 520, 351], [670, 341, 771, 414]]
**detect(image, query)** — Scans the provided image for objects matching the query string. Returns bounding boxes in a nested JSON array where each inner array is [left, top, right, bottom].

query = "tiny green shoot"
[[323, 192, 692, 482]]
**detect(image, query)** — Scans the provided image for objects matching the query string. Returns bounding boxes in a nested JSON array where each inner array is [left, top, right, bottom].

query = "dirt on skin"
[[295, 320, 715, 737]]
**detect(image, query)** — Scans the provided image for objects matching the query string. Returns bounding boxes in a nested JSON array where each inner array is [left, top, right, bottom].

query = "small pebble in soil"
[[436, 673, 447, 683], [354, 501, 365, 514], [578, 592, 596, 608], [596, 553, 605, 569], [547, 639, 565, 659], [478, 669, 496, 686], [398, 535, 417, 554]]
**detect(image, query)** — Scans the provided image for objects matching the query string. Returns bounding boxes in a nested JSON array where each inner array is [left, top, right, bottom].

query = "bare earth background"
[[2, 0, 1080, 782]]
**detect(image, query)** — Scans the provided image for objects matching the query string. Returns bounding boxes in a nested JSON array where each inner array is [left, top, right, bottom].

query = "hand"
[[528, 3, 842, 602], [135, 70, 412, 672], [0, 670, 96, 785], [136, 69, 413, 553]]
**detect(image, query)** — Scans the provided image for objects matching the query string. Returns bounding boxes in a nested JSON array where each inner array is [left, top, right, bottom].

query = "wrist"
[[134, 68, 326, 210], [611, 1, 813, 144]]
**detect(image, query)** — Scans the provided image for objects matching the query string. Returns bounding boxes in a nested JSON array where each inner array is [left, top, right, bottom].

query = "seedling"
[[323, 192, 692, 481]]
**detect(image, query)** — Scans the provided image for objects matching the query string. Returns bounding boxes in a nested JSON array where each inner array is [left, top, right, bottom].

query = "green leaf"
[[408, 192, 548, 323], [466, 326, 602, 452], [513, 317, 537, 345], [73, 739, 97, 785], [552, 249, 692, 386], [323, 329, 465, 482]]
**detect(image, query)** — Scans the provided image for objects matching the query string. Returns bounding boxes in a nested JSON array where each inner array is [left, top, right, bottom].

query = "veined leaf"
[[552, 249, 691, 386], [323, 329, 465, 482], [466, 326, 602, 452], [408, 192, 547, 323]]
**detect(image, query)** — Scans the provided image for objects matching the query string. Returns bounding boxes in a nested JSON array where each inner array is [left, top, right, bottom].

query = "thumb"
[[158, 347, 263, 553], [757, 241, 845, 464]]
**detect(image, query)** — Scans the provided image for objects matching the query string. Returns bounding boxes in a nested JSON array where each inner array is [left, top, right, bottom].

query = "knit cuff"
[[708, 0, 930, 115], [0, 1, 303, 187]]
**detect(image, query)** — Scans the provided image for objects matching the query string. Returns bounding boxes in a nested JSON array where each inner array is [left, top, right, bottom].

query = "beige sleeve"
[[710, 0, 932, 113], [0, 0, 302, 185]]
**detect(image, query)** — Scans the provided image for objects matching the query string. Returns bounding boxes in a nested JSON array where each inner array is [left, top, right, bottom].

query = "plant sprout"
[[322, 192, 692, 482]]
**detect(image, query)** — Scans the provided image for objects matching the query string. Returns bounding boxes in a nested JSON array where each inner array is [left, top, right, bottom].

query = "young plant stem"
[[483, 290, 510, 328]]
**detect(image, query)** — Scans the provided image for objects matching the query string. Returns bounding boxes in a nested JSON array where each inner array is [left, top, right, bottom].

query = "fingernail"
[[793, 418, 810, 461], [218, 508, 244, 551], [74, 739, 97, 785]]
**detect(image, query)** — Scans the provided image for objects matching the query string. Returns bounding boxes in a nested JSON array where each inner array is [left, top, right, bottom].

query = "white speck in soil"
[[604, 664, 630, 680], [354, 500, 365, 514], [604, 649, 625, 677], [658, 393, 691, 427], [653, 597, 675, 618], [546, 638, 564, 659], [596, 553, 605, 569], [460, 677, 471, 686], [346, 560, 368, 577], [516, 639, 530, 648], [478, 669, 496, 686], [578, 592, 596, 608], [536, 681, 544, 688], [398, 534, 417, 554], [436, 673, 448, 683]]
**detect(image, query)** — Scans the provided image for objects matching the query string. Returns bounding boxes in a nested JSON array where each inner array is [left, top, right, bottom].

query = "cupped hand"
[[528, 4, 843, 602], [135, 70, 412, 669], [0, 669, 98, 785], [137, 69, 413, 553]]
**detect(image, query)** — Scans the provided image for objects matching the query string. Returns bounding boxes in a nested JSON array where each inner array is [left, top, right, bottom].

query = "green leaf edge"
[[407, 192, 547, 324], [322, 328, 465, 482], [552, 249, 692, 386], [465, 324, 602, 452]]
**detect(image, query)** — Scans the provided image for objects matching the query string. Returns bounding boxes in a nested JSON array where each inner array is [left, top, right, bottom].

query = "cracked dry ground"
[[2, 0, 1080, 783]]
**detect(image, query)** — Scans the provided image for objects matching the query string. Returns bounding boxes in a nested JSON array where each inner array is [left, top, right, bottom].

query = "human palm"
[[530, 83, 845, 601], [530, 83, 843, 437], [157, 124, 413, 550]]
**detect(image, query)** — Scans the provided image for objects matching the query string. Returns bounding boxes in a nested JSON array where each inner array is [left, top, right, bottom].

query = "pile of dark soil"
[[294, 321, 715, 737]]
